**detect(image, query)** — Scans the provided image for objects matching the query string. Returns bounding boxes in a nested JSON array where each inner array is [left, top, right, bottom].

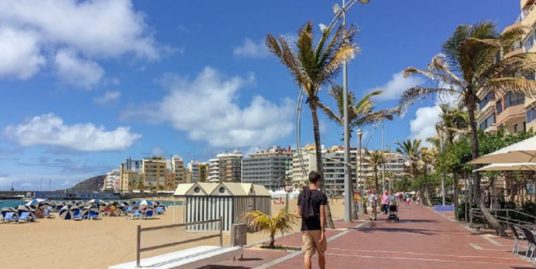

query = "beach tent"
[[1, 207, 16, 218], [475, 162, 536, 172], [470, 136, 536, 164], [59, 206, 73, 220], [16, 205, 37, 222], [26, 198, 45, 208]]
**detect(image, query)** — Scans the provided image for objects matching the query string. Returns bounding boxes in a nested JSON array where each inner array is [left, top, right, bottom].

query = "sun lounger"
[[17, 212, 31, 223], [73, 210, 83, 221], [2, 212, 16, 223], [89, 211, 100, 220], [142, 210, 154, 220], [129, 210, 141, 220]]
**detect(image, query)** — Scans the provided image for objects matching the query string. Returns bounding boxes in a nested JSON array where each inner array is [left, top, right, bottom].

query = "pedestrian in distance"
[[367, 189, 378, 221], [381, 190, 390, 214], [298, 171, 328, 269]]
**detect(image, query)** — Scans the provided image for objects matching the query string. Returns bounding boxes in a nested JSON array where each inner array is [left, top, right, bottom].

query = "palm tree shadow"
[[398, 219, 438, 223]]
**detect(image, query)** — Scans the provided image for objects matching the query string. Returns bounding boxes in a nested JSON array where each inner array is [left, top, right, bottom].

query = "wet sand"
[[0, 199, 344, 269]]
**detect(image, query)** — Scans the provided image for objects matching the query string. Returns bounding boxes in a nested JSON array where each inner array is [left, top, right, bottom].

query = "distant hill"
[[68, 175, 106, 192]]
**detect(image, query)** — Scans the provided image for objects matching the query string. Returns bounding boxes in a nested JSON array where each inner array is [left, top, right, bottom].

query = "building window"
[[505, 92, 525, 108], [496, 101, 503, 115], [479, 113, 495, 130], [527, 107, 536, 123], [478, 91, 494, 110]]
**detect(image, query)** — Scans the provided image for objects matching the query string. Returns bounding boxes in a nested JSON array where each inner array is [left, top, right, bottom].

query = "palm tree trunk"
[[269, 232, 275, 248], [309, 100, 335, 228], [453, 172, 459, 220], [467, 95, 506, 235], [374, 168, 379, 192]]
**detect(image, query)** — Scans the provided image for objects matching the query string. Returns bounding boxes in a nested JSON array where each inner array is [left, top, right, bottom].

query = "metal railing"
[[469, 208, 536, 229], [136, 217, 223, 268]]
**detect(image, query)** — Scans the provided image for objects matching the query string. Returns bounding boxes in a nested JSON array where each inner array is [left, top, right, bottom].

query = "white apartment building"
[[207, 158, 220, 182], [241, 146, 292, 190], [102, 169, 120, 192]]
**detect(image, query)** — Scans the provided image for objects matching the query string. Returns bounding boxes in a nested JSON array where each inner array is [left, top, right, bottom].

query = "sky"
[[0, 0, 520, 190]]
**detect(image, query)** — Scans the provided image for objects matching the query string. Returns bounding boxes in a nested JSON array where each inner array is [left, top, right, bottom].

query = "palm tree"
[[318, 86, 399, 140], [266, 22, 357, 189], [241, 209, 299, 248], [399, 22, 536, 235], [435, 105, 468, 215], [365, 150, 385, 192], [420, 147, 437, 206], [396, 139, 423, 178], [436, 104, 468, 145]]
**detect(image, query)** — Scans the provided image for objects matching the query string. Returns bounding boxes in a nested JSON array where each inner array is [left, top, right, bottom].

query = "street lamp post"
[[328, 0, 369, 224]]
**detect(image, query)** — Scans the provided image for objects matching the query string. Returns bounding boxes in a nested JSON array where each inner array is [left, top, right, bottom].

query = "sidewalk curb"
[[252, 221, 370, 269]]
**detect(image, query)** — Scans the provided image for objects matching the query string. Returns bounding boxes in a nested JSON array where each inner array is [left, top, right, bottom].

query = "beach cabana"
[[470, 136, 536, 164], [59, 206, 73, 220], [174, 182, 271, 231]]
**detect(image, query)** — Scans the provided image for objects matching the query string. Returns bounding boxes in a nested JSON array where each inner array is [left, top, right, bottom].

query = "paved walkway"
[[212, 204, 534, 269]]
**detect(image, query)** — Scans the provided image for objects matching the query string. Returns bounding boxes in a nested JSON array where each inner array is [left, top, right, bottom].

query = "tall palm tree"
[[241, 209, 299, 248], [365, 150, 385, 192], [420, 147, 436, 206], [318, 86, 399, 140], [266, 22, 357, 189], [399, 22, 536, 235], [396, 139, 423, 178], [435, 105, 468, 215]]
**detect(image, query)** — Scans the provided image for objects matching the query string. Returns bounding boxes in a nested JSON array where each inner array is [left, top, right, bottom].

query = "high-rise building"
[[290, 145, 408, 196], [142, 156, 167, 189], [119, 158, 143, 192], [102, 169, 120, 192], [241, 146, 292, 190], [218, 151, 243, 182], [476, 0, 536, 133], [187, 160, 208, 183], [171, 155, 186, 186], [207, 158, 220, 182]]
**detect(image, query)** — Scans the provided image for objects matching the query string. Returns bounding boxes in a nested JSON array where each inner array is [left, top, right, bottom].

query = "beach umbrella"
[[475, 162, 536, 172], [470, 136, 536, 164], [139, 200, 154, 208], [26, 198, 45, 207]]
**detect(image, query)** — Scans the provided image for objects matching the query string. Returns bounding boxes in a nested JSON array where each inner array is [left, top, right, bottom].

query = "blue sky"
[[0, 0, 519, 190]]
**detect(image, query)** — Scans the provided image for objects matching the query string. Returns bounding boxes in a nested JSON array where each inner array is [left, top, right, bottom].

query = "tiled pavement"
[[209, 205, 534, 269]]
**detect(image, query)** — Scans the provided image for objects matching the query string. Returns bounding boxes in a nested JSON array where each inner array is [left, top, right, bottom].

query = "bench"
[[108, 245, 242, 269]]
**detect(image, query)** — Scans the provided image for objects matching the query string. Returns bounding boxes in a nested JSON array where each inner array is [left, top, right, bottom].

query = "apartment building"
[[119, 158, 143, 192], [218, 151, 243, 182], [207, 158, 220, 182], [241, 147, 292, 190], [171, 155, 186, 186], [187, 160, 208, 183], [477, 0, 536, 133], [142, 156, 167, 188]]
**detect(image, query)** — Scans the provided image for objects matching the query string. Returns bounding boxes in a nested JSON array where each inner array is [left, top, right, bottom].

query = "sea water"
[[0, 199, 181, 208], [0, 199, 25, 208]]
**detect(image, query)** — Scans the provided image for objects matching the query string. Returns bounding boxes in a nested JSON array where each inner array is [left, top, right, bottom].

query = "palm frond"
[[485, 77, 536, 97], [317, 101, 342, 124], [399, 87, 457, 111]]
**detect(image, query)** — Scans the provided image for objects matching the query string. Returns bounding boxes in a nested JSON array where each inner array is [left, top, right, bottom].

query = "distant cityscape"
[[100, 145, 410, 196]]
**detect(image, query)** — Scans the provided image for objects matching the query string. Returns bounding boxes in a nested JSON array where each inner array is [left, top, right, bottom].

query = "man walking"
[[298, 171, 328, 269]]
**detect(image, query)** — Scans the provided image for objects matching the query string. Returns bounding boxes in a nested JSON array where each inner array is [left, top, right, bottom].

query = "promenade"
[[213, 204, 534, 269]]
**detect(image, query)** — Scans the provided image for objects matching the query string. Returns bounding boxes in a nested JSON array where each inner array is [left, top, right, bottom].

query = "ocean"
[[0, 199, 181, 209]]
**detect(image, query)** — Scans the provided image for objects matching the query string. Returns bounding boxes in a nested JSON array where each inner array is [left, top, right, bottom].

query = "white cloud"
[[0, 27, 45, 79], [372, 72, 423, 101], [94, 90, 121, 105], [0, 0, 158, 84], [233, 38, 269, 58], [409, 93, 459, 142], [123, 67, 293, 148], [4, 113, 141, 152], [55, 50, 104, 89]]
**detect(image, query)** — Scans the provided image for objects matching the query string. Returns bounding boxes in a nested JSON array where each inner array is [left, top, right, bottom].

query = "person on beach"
[[298, 171, 328, 269]]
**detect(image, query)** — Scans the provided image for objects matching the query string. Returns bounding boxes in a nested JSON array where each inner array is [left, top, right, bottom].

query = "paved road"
[[264, 204, 533, 269]]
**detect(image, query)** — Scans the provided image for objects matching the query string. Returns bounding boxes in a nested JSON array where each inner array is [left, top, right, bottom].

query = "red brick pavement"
[[211, 205, 535, 269], [268, 204, 534, 269]]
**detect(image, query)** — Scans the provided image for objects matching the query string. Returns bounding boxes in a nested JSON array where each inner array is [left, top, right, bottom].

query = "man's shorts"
[[302, 230, 327, 257]]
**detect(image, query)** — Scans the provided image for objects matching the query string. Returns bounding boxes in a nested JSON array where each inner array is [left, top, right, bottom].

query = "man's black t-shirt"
[[297, 188, 328, 231]]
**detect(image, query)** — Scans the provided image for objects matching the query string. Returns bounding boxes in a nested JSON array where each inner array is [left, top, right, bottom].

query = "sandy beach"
[[0, 199, 344, 269]]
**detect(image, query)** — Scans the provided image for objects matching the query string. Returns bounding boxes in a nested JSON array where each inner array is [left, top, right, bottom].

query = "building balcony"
[[496, 104, 526, 132], [476, 101, 495, 121]]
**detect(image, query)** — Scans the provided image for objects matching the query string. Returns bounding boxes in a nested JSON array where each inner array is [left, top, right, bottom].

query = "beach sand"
[[0, 199, 344, 269]]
